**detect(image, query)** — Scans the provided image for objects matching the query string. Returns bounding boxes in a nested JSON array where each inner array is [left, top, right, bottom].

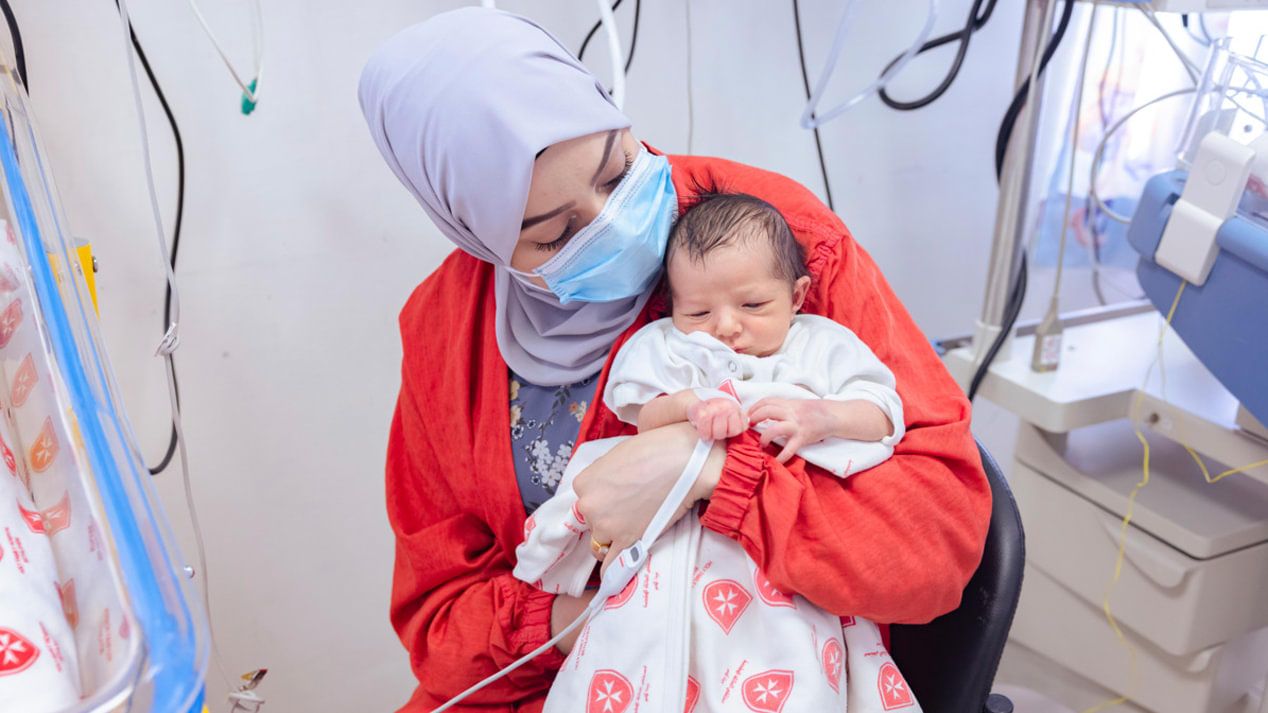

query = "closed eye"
[[686, 311, 710, 318], [535, 151, 633, 253], [602, 151, 635, 193], [743, 302, 770, 310], [536, 217, 576, 252]]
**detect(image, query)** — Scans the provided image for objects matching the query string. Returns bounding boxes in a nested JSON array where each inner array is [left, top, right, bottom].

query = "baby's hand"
[[747, 398, 838, 463], [686, 397, 746, 441]]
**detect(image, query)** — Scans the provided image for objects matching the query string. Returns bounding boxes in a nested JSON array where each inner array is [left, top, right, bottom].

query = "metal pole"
[[973, 0, 1060, 367]]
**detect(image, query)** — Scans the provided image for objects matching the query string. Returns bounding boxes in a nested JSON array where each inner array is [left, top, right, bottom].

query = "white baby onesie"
[[514, 316, 922, 713], [605, 315, 904, 476]]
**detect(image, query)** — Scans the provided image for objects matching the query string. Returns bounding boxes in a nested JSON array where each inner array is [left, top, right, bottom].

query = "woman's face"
[[511, 128, 640, 287]]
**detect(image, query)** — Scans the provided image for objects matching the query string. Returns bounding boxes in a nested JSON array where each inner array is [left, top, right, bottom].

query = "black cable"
[[577, 0, 640, 91], [994, 0, 1076, 180], [878, 0, 999, 111], [968, 0, 1075, 401], [113, 1, 185, 474], [968, 255, 1025, 401], [0, 0, 26, 88], [624, 0, 639, 74], [577, 0, 624, 62], [791, 0, 835, 212]]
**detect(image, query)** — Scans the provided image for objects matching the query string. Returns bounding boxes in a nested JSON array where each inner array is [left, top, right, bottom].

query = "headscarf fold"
[[359, 7, 646, 385]]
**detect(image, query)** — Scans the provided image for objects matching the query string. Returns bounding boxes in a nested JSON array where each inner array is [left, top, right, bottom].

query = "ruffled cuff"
[[700, 430, 767, 537], [509, 586, 567, 670]]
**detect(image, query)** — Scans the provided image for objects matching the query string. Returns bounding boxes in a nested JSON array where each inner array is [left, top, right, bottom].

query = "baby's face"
[[667, 240, 809, 357]]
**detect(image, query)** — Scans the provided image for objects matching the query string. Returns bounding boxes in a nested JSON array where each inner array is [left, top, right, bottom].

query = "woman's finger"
[[588, 528, 613, 561], [599, 537, 634, 578]]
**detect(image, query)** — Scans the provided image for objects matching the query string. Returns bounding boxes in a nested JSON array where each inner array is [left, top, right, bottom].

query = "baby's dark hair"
[[666, 192, 810, 286]]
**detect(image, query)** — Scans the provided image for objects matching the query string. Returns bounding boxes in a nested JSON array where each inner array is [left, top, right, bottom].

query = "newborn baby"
[[515, 193, 921, 713]]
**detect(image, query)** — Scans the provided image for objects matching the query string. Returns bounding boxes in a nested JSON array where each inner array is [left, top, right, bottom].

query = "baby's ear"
[[791, 276, 812, 312]]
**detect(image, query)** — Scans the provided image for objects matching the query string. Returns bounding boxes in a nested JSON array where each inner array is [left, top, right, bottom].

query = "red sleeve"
[[387, 256, 563, 712], [675, 156, 992, 625]]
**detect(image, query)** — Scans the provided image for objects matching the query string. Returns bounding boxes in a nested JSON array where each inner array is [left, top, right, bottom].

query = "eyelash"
[[605, 151, 635, 191], [687, 302, 767, 318], [535, 151, 635, 252]]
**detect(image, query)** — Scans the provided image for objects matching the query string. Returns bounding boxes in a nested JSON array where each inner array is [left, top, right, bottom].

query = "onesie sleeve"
[[602, 319, 702, 426], [811, 317, 906, 446]]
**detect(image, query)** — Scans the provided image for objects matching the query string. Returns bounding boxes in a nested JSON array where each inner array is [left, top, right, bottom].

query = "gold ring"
[[590, 536, 612, 557]]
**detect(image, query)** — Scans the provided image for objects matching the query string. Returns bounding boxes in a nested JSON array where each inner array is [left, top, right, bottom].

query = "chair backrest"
[[887, 440, 1026, 713]]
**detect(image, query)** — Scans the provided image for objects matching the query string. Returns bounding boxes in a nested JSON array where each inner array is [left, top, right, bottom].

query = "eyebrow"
[[590, 130, 618, 185], [521, 201, 575, 230], [521, 130, 618, 232]]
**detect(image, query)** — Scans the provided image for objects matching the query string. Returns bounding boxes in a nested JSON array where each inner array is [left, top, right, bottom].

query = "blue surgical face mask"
[[513, 148, 676, 304]]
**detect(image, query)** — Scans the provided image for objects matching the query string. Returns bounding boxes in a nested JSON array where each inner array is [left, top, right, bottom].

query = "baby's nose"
[[715, 313, 742, 339]]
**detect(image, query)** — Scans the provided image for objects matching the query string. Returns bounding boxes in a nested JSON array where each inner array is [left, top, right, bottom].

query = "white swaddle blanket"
[[0, 414, 80, 710], [514, 317, 921, 713], [0, 219, 135, 709], [0, 220, 81, 710]]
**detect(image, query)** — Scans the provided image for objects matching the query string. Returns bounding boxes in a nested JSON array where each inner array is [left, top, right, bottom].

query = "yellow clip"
[[75, 242, 98, 315], [45, 241, 99, 316]]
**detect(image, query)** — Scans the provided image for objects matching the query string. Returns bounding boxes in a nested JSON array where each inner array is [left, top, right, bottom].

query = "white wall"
[[11, 1, 1039, 710]]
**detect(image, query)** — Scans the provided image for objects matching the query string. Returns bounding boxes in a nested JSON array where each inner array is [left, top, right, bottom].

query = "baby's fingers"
[[748, 401, 786, 426], [695, 418, 713, 440], [711, 412, 732, 441], [776, 435, 803, 463], [759, 421, 793, 447]]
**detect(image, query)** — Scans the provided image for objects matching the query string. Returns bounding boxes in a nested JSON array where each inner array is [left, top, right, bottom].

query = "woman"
[[359, 8, 990, 712]]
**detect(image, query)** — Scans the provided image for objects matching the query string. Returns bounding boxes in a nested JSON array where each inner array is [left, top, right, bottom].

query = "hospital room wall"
[[14, 0, 1035, 710]]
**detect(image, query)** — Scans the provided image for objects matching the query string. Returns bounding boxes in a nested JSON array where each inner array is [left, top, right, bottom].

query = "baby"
[[515, 194, 920, 713], [608, 191, 904, 476]]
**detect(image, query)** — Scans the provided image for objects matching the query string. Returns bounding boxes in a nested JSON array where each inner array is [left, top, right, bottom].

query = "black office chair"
[[888, 441, 1025, 713]]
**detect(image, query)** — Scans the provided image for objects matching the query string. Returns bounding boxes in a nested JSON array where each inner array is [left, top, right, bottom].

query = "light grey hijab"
[[359, 7, 650, 386]]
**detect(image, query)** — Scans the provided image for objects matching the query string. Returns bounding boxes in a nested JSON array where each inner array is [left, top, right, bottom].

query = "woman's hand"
[[573, 422, 726, 576]]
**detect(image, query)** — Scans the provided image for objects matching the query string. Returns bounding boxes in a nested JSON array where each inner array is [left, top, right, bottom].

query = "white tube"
[[429, 438, 714, 712], [184, 0, 262, 103], [116, 0, 232, 694], [800, 0, 939, 129], [1089, 88, 1196, 224], [595, 0, 626, 109], [429, 606, 591, 713]]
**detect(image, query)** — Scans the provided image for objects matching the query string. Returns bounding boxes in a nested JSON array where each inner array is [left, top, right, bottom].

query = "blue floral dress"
[[509, 370, 599, 515]]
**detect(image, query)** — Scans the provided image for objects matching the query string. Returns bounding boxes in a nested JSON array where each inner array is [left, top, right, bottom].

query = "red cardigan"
[[385, 153, 991, 712]]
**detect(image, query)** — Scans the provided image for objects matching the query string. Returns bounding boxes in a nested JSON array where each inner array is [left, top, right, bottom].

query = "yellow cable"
[[1081, 281, 1267, 713]]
